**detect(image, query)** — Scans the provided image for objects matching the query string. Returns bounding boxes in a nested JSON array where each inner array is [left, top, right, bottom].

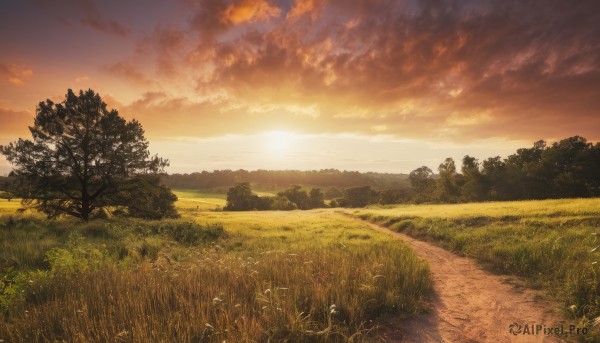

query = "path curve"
[[362, 221, 565, 343]]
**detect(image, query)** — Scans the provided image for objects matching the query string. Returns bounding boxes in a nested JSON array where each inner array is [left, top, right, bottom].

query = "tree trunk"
[[81, 183, 90, 222]]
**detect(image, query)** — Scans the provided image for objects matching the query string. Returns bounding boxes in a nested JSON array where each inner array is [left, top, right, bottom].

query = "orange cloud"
[[22, 0, 598, 143], [0, 105, 33, 135], [0, 64, 33, 86], [287, 0, 319, 19], [221, 0, 281, 24], [104, 61, 153, 87]]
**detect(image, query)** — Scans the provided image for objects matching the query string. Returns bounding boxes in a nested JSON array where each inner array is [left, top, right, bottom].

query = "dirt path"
[[362, 221, 565, 343]]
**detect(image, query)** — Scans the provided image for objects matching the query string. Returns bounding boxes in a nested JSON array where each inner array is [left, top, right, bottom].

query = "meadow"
[[3, 195, 600, 342], [0, 198, 431, 342], [351, 198, 600, 341]]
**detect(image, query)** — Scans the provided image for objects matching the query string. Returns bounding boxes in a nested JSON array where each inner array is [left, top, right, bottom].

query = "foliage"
[[408, 166, 435, 202], [340, 186, 378, 208], [309, 188, 326, 208], [408, 135, 600, 204], [378, 189, 407, 205], [435, 158, 459, 202], [224, 182, 260, 211], [271, 195, 297, 210], [0, 89, 176, 221], [460, 155, 486, 202], [163, 169, 410, 190], [225, 183, 327, 211], [167, 222, 226, 245], [278, 185, 310, 209], [119, 175, 180, 219], [324, 187, 343, 199]]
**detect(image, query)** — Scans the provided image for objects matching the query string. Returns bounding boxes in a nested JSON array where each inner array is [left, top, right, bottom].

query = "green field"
[[350, 198, 600, 340], [172, 189, 228, 212], [0, 197, 430, 342], [0, 199, 25, 216], [2, 195, 600, 341]]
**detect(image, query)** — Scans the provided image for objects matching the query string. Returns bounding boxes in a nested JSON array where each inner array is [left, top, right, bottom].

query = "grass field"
[[0, 199, 25, 215], [173, 189, 227, 212], [3, 195, 600, 341], [350, 198, 600, 341], [0, 197, 431, 342]]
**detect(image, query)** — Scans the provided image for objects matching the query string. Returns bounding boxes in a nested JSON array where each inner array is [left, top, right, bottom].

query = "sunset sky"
[[1, 0, 599, 174]]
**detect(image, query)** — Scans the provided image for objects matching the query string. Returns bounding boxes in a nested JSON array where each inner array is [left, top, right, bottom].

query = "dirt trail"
[[362, 221, 565, 343]]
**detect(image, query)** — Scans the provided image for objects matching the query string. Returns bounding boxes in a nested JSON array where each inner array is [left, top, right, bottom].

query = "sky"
[[1, 0, 599, 174]]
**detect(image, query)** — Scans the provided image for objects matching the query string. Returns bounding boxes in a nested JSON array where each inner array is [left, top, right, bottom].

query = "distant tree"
[[409, 166, 435, 201], [0, 89, 174, 221], [481, 156, 509, 200], [0, 191, 14, 202], [436, 158, 459, 202], [460, 155, 486, 201], [254, 196, 273, 211], [585, 143, 600, 196], [271, 195, 297, 210], [541, 136, 592, 198], [343, 186, 377, 207], [278, 185, 309, 210], [378, 189, 406, 205], [504, 140, 548, 199], [329, 199, 340, 208], [308, 188, 326, 208], [324, 187, 343, 199], [224, 182, 277, 211], [225, 182, 256, 211]]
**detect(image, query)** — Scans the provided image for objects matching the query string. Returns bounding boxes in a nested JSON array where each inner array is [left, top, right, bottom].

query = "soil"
[[362, 221, 566, 343]]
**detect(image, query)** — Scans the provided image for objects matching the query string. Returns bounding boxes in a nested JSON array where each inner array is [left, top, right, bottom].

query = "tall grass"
[[1, 242, 429, 342], [352, 198, 600, 342], [1, 209, 431, 342]]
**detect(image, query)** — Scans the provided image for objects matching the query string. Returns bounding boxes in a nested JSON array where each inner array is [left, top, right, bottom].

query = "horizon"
[[2, 0, 599, 175]]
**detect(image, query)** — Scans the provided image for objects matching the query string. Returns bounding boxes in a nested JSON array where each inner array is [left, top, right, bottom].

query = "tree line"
[[224, 183, 326, 211], [162, 169, 410, 191], [224, 183, 409, 211], [223, 135, 600, 210], [410, 136, 600, 203]]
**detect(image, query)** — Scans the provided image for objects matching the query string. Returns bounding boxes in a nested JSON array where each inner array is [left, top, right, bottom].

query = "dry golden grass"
[[2, 243, 429, 342], [0, 201, 431, 342]]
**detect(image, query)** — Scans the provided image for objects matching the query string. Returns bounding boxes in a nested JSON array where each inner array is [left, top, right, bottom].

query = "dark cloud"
[[30, 0, 132, 37], [80, 17, 130, 37]]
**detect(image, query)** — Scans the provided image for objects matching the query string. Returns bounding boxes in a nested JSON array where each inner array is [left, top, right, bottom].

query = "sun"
[[262, 130, 296, 155]]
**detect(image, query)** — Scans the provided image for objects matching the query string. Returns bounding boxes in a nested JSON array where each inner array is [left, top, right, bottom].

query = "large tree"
[[0, 89, 176, 221]]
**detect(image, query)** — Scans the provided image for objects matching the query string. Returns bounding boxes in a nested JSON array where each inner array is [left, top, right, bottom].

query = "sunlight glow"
[[262, 130, 297, 155]]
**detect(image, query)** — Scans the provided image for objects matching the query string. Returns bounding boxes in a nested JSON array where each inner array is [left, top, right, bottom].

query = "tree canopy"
[[0, 89, 178, 221], [407, 136, 600, 203], [224, 183, 328, 211]]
